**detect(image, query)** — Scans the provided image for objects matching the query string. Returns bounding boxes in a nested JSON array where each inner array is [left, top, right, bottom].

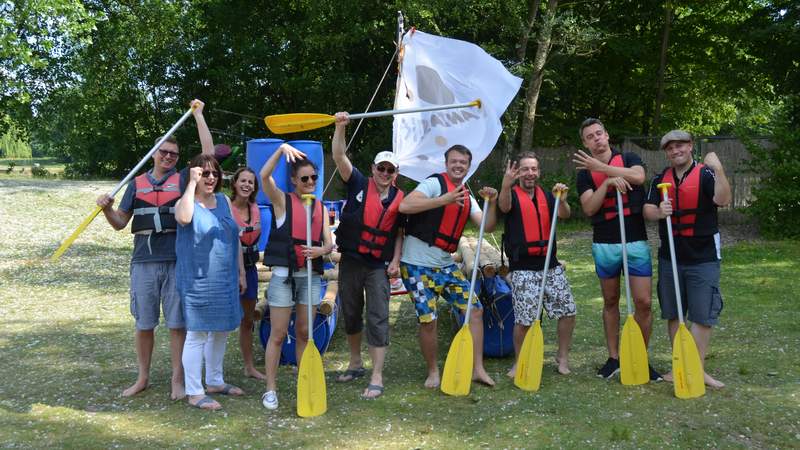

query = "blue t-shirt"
[[339, 167, 404, 269], [118, 167, 188, 264]]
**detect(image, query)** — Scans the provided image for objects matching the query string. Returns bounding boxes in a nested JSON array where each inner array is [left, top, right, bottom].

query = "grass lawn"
[[0, 157, 67, 178], [0, 178, 798, 449]]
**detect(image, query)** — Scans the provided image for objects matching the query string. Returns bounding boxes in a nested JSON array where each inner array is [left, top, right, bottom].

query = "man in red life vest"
[[573, 118, 662, 381], [95, 100, 214, 399], [644, 130, 731, 389], [499, 152, 576, 377], [399, 145, 498, 389], [331, 112, 406, 399]]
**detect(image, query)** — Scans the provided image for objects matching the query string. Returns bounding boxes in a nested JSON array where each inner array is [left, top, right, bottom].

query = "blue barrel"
[[259, 278, 339, 366], [257, 205, 273, 252], [246, 138, 285, 205]]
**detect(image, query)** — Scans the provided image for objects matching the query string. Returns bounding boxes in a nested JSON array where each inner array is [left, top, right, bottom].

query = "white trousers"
[[182, 331, 229, 396]]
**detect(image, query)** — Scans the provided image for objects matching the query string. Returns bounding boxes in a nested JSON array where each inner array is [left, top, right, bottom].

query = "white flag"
[[392, 30, 522, 182]]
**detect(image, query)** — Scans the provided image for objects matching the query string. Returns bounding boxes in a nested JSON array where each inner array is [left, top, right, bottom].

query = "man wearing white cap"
[[330, 112, 406, 399], [644, 130, 731, 388]]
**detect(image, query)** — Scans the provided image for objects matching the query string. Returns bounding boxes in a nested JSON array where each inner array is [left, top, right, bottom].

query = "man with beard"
[[499, 152, 576, 377], [399, 144, 497, 389]]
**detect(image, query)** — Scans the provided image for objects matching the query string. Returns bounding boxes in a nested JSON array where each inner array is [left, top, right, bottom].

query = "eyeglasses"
[[300, 174, 319, 183], [158, 149, 179, 158], [376, 165, 396, 174], [201, 170, 220, 179]]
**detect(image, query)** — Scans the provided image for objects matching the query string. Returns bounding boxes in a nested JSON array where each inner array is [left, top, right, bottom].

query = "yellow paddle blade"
[[297, 343, 327, 417], [620, 314, 649, 385], [440, 325, 473, 396], [264, 113, 336, 134], [672, 323, 706, 399], [51, 205, 103, 261], [514, 320, 544, 391]]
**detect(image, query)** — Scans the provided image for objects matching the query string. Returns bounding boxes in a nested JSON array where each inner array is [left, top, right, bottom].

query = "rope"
[[322, 46, 400, 196]]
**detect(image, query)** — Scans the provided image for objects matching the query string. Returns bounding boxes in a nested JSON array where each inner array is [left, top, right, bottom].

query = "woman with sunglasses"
[[258, 143, 333, 410], [175, 154, 246, 410], [229, 167, 267, 380]]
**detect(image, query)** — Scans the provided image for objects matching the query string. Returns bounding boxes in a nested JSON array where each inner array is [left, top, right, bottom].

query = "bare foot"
[[662, 371, 674, 382], [506, 364, 516, 378], [122, 379, 148, 397], [187, 394, 221, 410], [245, 367, 267, 380], [555, 357, 571, 375], [472, 369, 496, 387], [424, 372, 440, 389], [704, 372, 725, 389]]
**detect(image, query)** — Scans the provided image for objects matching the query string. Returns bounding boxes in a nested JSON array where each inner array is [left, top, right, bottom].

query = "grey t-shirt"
[[400, 176, 480, 269], [118, 168, 188, 263]]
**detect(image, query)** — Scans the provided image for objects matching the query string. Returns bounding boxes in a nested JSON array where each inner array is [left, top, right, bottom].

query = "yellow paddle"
[[514, 187, 565, 391], [265, 100, 481, 134], [441, 196, 489, 396], [657, 183, 706, 399], [51, 105, 197, 261], [297, 194, 327, 417], [616, 190, 650, 385]]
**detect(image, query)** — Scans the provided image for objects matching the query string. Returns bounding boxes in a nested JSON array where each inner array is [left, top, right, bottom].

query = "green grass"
[[0, 178, 798, 449], [0, 157, 67, 178]]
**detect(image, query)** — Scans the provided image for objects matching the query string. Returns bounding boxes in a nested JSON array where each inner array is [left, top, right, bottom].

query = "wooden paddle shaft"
[[616, 190, 635, 315], [658, 184, 686, 324]]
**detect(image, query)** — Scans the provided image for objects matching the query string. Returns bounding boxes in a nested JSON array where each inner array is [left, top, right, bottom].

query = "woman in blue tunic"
[[175, 154, 245, 410]]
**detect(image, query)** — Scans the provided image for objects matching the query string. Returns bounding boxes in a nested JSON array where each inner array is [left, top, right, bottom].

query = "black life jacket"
[[503, 185, 551, 265], [659, 163, 718, 237], [405, 172, 470, 253], [262, 192, 324, 274], [336, 177, 405, 262], [232, 201, 261, 267], [130, 172, 181, 234]]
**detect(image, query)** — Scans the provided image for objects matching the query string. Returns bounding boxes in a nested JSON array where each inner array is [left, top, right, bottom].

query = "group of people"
[[97, 100, 730, 412]]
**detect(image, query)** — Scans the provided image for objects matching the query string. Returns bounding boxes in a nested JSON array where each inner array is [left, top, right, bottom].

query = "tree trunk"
[[516, 0, 542, 63], [653, 5, 673, 134], [519, 0, 558, 152]]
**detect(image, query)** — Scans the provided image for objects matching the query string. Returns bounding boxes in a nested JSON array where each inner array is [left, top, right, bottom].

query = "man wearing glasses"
[[96, 99, 214, 400], [330, 112, 406, 399]]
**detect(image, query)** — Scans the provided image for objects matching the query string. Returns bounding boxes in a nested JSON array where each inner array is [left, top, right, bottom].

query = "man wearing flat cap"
[[643, 130, 732, 388]]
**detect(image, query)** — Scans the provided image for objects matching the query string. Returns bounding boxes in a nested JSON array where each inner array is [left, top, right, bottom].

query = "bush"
[[745, 104, 800, 239], [31, 164, 50, 178]]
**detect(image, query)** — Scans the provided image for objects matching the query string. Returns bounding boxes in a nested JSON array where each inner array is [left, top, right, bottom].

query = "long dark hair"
[[230, 167, 257, 203], [290, 159, 318, 177], [188, 154, 222, 193]]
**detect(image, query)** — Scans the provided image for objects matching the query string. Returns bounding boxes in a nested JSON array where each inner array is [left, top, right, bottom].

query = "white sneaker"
[[261, 390, 278, 410]]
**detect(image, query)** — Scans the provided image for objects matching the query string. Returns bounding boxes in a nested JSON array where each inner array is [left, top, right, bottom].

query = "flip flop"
[[361, 384, 384, 399], [189, 395, 221, 410], [336, 367, 366, 383], [208, 383, 244, 396]]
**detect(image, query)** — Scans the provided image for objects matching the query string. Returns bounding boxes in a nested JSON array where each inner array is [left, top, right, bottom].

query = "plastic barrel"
[[285, 140, 324, 200], [259, 278, 339, 366], [246, 138, 285, 205], [257, 205, 272, 252]]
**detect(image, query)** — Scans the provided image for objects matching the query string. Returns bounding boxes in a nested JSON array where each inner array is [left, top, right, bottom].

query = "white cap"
[[373, 151, 399, 168]]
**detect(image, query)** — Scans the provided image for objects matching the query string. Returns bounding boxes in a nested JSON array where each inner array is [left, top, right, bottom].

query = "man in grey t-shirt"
[[95, 99, 214, 399], [398, 144, 498, 389]]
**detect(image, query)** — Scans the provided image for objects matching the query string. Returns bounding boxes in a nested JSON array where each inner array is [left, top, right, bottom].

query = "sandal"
[[207, 383, 244, 396], [361, 384, 384, 399], [189, 395, 221, 410], [336, 367, 366, 383]]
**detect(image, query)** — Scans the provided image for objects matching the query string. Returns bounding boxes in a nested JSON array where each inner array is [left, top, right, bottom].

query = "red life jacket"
[[513, 185, 551, 256], [262, 192, 324, 274], [660, 163, 716, 237], [232, 201, 261, 266], [406, 173, 470, 253], [337, 177, 405, 261], [590, 153, 630, 223], [131, 172, 181, 234]]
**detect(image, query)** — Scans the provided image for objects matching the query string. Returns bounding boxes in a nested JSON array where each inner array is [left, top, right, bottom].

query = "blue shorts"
[[592, 241, 652, 279], [266, 270, 321, 308], [400, 262, 481, 324], [240, 266, 258, 301]]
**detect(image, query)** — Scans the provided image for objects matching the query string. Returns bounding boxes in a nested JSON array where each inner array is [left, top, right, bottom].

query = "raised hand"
[[573, 149, 606, 172], [442, 184, 467, 207], [478, 186, 498, 201], [279, 144, 307, 164], [334, 112, 350, 127], [703, 151, 723, 172], [502, 159, 520, 189], [189, 166, 204, 184], [190, 99, 204, 116]]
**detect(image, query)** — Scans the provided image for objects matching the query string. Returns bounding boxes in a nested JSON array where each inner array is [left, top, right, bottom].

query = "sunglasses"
[[376, 165, 396, 174], [158, 149, 179, 158], [300, 174, 319, 183], [201, 170, 220, 179]]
